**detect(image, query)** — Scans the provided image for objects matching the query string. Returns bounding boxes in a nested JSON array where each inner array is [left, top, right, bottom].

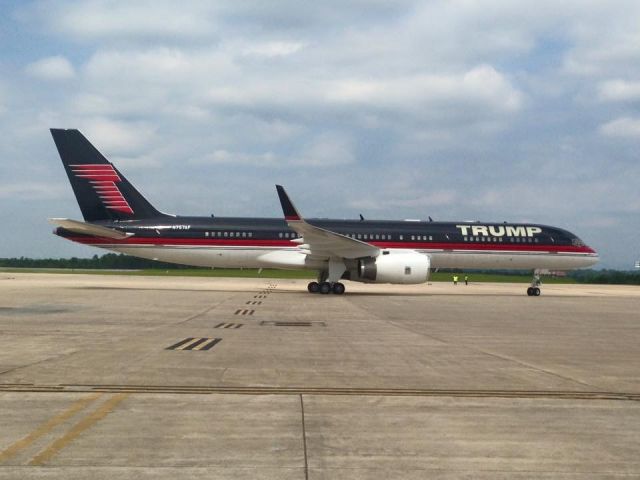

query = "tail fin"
[[51, 128, 169, 222]]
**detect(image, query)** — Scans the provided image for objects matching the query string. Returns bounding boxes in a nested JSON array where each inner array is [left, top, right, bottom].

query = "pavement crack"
[[0, 350, 79, 378], [350, 296, 606, 393], [382, 317, 604, 391]]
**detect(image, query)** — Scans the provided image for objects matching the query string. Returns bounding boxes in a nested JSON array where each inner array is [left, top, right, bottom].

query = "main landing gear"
[[308, 266, 346, 295], [526, 271, 541, 296], [307, 281, 346, 295]]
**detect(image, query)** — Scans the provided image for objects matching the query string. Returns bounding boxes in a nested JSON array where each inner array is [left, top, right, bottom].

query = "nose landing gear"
[[527, 271, 542, 296]]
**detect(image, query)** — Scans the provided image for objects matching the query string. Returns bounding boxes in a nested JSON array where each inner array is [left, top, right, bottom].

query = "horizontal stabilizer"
[[48, 218, 133, 240]]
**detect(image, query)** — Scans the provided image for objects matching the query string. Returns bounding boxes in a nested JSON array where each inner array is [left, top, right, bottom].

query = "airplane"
[[49, 128, 599, 296]]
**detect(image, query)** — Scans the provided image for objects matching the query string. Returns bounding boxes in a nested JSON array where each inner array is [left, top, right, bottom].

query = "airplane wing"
[[275, 185, 379, 259], [48, 218, 133, 240]]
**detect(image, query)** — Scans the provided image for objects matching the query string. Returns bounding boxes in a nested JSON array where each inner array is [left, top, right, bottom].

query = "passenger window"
[[404, 267, 411, 275], [399, 235, 404, 240]]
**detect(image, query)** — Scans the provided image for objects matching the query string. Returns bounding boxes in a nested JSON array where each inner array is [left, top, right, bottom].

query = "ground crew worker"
[[453, 275, 458, 285], [464, 275, 468, 285]]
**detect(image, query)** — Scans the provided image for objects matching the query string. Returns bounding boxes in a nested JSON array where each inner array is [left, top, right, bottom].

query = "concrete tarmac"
[[0, 273, 639, 478]]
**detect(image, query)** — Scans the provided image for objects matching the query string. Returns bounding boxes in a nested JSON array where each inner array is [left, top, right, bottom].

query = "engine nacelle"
[[351, 251, 430, 284]]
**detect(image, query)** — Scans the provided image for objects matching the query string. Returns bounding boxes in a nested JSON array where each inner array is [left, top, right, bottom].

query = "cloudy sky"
[[1, 0, 639, 268]]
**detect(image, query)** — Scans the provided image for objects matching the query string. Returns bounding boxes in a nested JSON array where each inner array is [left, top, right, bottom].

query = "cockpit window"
[[572, 237, 585, 247]]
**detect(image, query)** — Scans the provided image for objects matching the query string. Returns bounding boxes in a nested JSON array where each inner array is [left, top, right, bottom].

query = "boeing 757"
[[49, 129, 599, 295]]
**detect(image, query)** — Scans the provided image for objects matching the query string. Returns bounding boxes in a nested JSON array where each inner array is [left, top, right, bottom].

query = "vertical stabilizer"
[[51, 128, 168, 222]]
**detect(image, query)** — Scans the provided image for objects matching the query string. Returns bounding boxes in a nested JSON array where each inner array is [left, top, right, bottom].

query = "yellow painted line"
[[29, 393, 129, 466], [0, 393, 102, 464]]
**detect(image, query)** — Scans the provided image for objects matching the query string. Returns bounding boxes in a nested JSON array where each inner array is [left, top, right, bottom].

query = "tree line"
[[0, 254, 196, 270], [1, 254, 639, 285]]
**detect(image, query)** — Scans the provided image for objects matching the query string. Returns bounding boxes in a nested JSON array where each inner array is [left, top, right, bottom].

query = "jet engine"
[[349, 251, 430, 284]]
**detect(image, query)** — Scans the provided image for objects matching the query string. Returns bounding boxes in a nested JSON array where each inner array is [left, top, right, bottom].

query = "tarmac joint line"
[[299, 394, 309, 480]]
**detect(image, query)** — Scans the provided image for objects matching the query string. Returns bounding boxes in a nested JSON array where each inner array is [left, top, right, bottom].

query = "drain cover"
[[260, 321, 326, 327]]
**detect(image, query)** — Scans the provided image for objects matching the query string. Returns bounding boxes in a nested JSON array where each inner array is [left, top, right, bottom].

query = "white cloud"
[[296, 133, 355, 167], [25, 56, 75, 80], [194, 149, 281, 167], [327, 65, 522, 113], [84, 48, 210, 84], [80, 118, 157, 154], [190, 132, 353, 168], [0, 84, 5, 115], [599, 117, 640, 138], [0, 182, 66, 200], [562, 2, 640, 77], [598, 80, 640, 102], [242, 41, 306, 57], [45, 0, 217, 40]]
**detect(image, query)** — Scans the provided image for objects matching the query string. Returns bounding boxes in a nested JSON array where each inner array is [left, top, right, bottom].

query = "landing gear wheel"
[[319, 282, 332, 294], [307, 281, 320, 293], [527, 287, 541, 296], [332, 282, 345, 295]]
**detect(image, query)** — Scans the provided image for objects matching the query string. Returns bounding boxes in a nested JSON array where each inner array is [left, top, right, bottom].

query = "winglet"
[[276, 185, 302, 221]]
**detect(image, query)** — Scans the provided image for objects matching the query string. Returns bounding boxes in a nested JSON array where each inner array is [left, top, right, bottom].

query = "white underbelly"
[[428, 251, 598, 270], [89, 244, 597, 272], [103, 245, 324, 270]]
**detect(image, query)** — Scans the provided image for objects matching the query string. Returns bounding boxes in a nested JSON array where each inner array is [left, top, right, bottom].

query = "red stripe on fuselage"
[[59, 235, 596, 254]]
